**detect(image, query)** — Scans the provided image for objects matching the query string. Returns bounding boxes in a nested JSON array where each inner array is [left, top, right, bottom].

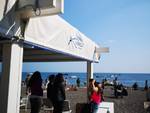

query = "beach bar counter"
[[0, 0, 109, 113]]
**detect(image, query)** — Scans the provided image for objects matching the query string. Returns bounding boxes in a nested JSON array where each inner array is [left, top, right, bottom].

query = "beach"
[[66, 86, 147, 113], [21, 86, 147, 113]]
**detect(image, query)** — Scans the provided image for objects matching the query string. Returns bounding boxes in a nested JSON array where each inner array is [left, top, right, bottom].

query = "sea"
[[22, 72, 150, 88]]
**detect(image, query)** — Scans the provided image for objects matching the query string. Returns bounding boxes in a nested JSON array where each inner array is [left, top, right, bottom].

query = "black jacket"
[[53, 83, 66, 102]]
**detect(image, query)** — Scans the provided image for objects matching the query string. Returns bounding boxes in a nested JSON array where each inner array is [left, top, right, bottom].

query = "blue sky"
[[23, 0, 150, 73]]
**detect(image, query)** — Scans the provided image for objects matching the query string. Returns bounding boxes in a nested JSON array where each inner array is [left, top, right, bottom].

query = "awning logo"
[[68, 32, 84, 49]]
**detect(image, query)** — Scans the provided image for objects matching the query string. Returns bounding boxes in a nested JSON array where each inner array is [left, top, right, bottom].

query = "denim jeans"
[[90, 101, 99, 113]]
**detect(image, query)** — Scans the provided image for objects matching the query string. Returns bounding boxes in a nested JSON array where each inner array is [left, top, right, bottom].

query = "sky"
[[22, 0, 150, 73]]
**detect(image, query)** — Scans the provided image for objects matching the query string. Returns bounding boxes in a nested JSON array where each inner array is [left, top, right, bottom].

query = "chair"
[[20, 96, 30, 112], [43, 98, 54, 113], [62, 100, 72, 113], [20, 97, 27, 108], [42, 99, 71, 113]]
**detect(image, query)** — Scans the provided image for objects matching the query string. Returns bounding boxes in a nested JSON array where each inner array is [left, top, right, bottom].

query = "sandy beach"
[[21, 85, 148, 113]]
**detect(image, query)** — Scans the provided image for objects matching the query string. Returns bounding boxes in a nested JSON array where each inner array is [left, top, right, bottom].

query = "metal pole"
[[87, 61, 93, 102]]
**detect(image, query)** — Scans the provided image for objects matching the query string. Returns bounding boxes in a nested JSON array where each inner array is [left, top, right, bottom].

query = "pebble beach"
[[66, 86, 147, 113], [21, 85, 148, 113]]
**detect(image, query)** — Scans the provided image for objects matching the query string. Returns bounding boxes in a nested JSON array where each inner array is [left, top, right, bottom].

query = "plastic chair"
[[43, 98, 54, 113], [62, 100, 72, 113], [20, 95, 30, 112]]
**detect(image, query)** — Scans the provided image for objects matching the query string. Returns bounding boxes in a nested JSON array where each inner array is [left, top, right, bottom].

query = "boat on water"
[[69, 75, 77, 79]]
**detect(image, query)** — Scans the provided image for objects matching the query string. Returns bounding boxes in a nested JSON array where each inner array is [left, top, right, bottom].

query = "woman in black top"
[[28, 71, 43, 113], [53, 73, 66, 113], [47, 74, 55, 105]]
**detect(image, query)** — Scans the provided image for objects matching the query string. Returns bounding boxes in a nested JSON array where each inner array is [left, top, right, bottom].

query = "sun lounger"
[[62, 100, 72, 113], [42, 99, 72, 113], [20, 97, 72, 113], [43, 98, 54, 113], [20, 96, 30, 112], [144, 101, 150, 113]]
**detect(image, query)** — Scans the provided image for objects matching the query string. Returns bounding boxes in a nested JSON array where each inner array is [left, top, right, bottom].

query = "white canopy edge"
[[24, 15, 100, 62]]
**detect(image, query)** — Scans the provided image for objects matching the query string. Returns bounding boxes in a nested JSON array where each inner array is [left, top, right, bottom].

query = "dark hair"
[[55, 73, 64, 84], [28, 71, 42, 86], [94, 82, 99, 86], [89, 78, 94, 82], [94, 82, 101, 94], [48, 74, 55, 82]]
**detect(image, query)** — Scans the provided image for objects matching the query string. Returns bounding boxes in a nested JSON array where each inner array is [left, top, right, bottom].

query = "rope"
[[33, 0, 41, 16]]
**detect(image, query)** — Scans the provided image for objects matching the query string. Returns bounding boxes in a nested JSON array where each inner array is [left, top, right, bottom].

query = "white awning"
[[24, 15, 100, 62], [0, 0, 100, 62]]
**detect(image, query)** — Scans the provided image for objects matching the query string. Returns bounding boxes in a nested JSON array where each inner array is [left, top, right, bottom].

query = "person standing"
[[76, 77, 81, 87], [53, 73, 66, 113], [47, 74, 55, 105], [25, 73, 31, 94], [145, 80, 148, 91], [113, 79, 118, 98], [89, 79, 102, 113], [28, 71, 43, 113]]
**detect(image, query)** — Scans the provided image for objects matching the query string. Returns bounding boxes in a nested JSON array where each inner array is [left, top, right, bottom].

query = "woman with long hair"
[[53, 73, 66, 113], [28, 71, 43, 113]]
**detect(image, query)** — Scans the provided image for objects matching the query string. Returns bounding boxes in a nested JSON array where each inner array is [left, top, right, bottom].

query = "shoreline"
[[22, 72, 150, 88]]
